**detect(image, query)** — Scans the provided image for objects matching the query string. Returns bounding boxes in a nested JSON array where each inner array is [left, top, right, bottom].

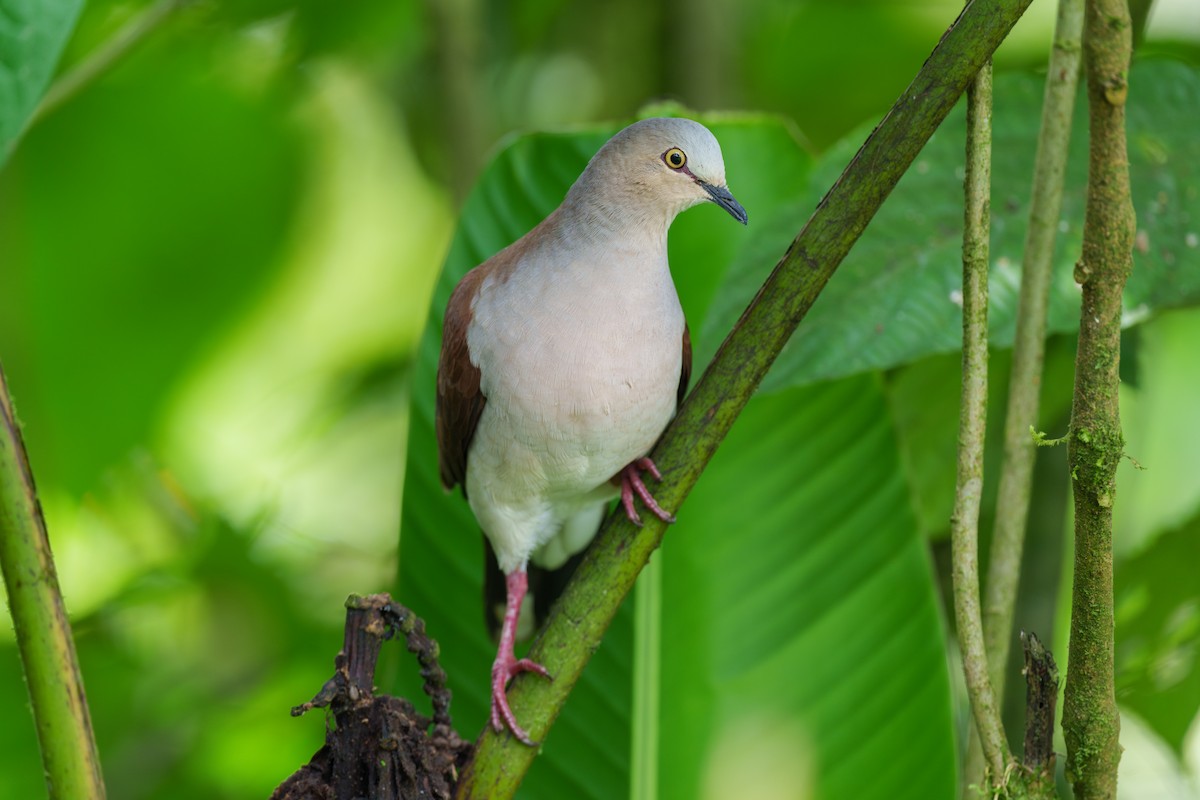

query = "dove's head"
[[568, 117, 748, 230]]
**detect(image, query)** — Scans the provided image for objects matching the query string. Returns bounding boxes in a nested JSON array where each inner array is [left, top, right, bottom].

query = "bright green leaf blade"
[[0, 0, 82, 163], [659, 376, 956, 800], [886, 353, 990, 540], [702, 60, 1200, 392], [396, 116, 812, 798]]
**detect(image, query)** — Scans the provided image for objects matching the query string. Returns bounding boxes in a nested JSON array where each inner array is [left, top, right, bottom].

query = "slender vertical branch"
[[663, 0, 733, 108], [964, 1, 1089, 786], [951, 58, 1010, 786], [962, 3, 1084, 792], [424, 0, 487, 202], [1062, 0, 1134, 796], [983, 0, 1084, 705], [0, 365, 106, 800]]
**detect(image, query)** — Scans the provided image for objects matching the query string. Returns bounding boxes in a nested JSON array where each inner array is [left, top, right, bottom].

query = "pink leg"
[[619, 456, 676, 526], [490, 569, 551, 745]]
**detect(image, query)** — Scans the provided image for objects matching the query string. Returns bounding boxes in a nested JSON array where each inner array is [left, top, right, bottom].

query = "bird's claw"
[[619, 456, 676, 526], [491, 653, 552, 746]]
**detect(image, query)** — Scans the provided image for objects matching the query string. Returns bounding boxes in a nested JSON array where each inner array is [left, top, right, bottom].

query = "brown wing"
[[436, 218, 551, 494], [677, 323, 692, 407], [436, 267, 489, 493]]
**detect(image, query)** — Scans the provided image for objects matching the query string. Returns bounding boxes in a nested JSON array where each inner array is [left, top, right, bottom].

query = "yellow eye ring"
[[663, 147, 687, 170]]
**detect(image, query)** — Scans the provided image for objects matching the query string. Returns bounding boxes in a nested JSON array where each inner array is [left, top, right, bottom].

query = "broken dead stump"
[[1021, 630, 1060, 790], [271, 594, 472, 800]]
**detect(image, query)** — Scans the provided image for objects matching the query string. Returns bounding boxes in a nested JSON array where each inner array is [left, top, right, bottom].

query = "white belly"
[[464, 250, 684, 570], [471, 328, 681, 499]]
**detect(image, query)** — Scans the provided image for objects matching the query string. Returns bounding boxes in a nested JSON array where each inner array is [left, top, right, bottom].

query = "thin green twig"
[[0, 365, 106, 800], [951, 57, 1009, 785], [982, 0, 1084, 708], [962, 5, 1083, 790]]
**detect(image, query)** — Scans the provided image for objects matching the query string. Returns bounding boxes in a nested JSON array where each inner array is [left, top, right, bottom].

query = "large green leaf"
[[396, 114, 956, 798], [0, 0, 82, 163], [1107, 307, 1200, 754], [884, 336, 1079, 541], [702, 59, 1200, 393], [659, 376, 955, 799]]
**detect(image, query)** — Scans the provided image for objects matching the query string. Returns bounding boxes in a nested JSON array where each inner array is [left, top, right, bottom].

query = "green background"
[[2, 0, 1200, 798]]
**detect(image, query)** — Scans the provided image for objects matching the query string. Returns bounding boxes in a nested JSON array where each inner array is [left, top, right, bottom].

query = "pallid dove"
[[436, 117, 747, 744]]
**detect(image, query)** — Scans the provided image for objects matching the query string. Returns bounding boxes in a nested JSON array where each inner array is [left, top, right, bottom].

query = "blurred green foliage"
[[1, 0, 1199, 798]]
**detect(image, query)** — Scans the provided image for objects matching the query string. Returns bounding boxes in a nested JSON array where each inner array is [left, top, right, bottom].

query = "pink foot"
[[491, 651, 551, 745], [619, 456, 676, 526], [490, 569, 552, 746]]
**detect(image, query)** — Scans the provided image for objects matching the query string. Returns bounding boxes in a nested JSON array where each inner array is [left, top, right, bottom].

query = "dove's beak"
[[701, 182, 748, 225]]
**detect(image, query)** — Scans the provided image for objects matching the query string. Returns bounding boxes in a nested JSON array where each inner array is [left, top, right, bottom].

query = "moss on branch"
[[1061, 0, 1135, 796]]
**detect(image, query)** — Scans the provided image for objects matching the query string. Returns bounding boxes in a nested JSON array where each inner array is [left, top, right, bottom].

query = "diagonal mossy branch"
[[0, 365, 106, 800], [1062, 0, 1134, 795], [454, 0, 1035, 795]]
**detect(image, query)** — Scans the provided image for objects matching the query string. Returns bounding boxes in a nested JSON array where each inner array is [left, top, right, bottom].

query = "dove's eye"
[[663, 148, 687, 170]]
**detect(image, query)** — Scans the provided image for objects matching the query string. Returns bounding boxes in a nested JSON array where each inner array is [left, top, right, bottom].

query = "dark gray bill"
[[702, 182, 748, 225]]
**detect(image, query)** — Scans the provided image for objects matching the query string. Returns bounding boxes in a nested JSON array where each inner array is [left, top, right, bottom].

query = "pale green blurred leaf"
[[885, 337, 1078, 540], [1115, 710, 1200, 800], [0, 0, 81, 163], [1115, 306, 1200, 556], [1116, 508, 1200, 754]]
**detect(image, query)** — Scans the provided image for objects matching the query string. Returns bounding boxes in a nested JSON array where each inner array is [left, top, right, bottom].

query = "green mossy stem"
[[453, 0, 1037, 796], [1062, 0, 1135, 796]]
